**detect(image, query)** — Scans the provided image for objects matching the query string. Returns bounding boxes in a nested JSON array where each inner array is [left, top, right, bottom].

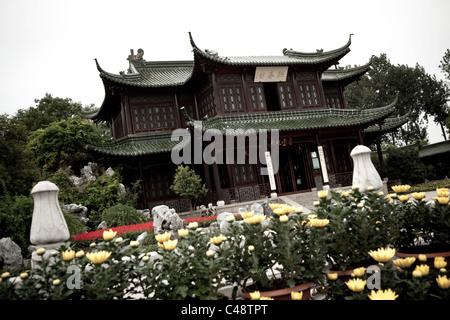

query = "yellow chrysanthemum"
[[209, 234, 225, 245], [188, 222, 199, 229], [317, 190, 328, 198], [163, 239, 178, 251], [291, 291, 303, 300], [393, 257, 416, 268], [294, 207, 303, 213], [102, 229, 117, 241], [327, 272, 338, 280], [245, 215, 265, 224], [86, 250, 111, 265], [269, 203, 283, 210], [259, 296, 274, 300], [434, 257, 447, 269], [61, 249, 75, 261], [436, 188, 449, 197], [368, 289, 398, 300], [436, 275, 450, 289], [130, 240, 140, 248], [340, 191, 351, 197], [397, 195, 409, 202], [279, 215, 289, 222], [391, 184, 411, 193], [308, 218, 330, 227], [249, 291, 261, 300], [346, 278, 366, 292], [353, 267, 366, 277], [414, 264, 430, 276], [368, 247, 396, 263], [241, 211, 255, 219], [418, 254, 427, 262], [435, 197, 450, 205], [412, 270, 422, 278], [155, 232, 171, 243], [411, 192, 426, 200]]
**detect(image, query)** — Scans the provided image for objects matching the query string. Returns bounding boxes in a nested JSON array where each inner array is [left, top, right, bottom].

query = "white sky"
[[1, 0, 449, 143]]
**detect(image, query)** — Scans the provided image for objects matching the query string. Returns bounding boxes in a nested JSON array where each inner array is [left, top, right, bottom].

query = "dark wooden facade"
[[87, 33, 405, 211]]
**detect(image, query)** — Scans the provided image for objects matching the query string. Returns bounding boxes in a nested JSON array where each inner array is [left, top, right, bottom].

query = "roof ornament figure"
[[205, 49, 218, 56], [128, 48, 145, 61]]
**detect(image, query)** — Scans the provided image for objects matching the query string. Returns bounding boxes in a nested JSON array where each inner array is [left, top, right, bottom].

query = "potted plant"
[[139, 222, 226, 300], [312, 187, 398, 278], [391, 185, 450, 265], [328, 246, 450, 300], [220, 206, 328, 300]]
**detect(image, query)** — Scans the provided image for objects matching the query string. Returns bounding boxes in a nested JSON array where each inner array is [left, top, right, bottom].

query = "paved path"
[[280, 188, 441, 215]]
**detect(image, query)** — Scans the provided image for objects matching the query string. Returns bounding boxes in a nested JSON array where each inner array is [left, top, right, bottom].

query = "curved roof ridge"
[[322, 61, 371, 81], [189, 32, 353, 66], [282, 34, 353, 57]]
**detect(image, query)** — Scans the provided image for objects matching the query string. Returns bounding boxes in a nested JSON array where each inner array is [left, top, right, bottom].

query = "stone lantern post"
[[350, 145, 383, 193], [30, 181, 70, 268]]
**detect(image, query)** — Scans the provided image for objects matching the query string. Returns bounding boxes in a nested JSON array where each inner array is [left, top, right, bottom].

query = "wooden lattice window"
[[249, 85, 265, 110], [132, 104, 177, 133], [278, 84, 295, 109], [221, 85, 244, 112], [298, 82, 319, 107]]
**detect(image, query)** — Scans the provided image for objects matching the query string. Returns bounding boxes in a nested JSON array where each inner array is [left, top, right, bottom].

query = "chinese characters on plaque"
[[254, 66, 288, 82]]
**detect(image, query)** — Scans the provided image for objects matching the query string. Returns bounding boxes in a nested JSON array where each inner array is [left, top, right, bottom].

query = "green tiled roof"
[[86, 131, 190, 157], [184, 100, 397, 135], [95, 33, 353, 90], [95, 59, 194, 88], [322, 63, 371, 82], [419, 140, 450, 158], [190, 32, 352, 66], [364, 113, 409, 135]]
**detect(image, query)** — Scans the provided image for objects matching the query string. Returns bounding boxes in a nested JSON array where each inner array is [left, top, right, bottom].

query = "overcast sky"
[[1, 0, 449, 143]]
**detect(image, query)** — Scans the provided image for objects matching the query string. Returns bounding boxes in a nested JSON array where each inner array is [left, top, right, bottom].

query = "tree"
[[345, 54, 449, 145], [385, 147, 426, 185], [0, 114, 40, 195], [170, 165, 208, 211], [27, 116, 108, 176], [14, 93, 87, 132], [440, 49, 450, 81]]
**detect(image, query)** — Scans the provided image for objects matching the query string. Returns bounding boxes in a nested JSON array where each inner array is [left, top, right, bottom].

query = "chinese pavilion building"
[[86, 33, 407, 211]]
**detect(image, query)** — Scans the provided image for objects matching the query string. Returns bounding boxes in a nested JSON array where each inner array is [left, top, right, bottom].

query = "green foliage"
[[0, 115, 40, 196], [313, 188, 398, 271], [170, 165, 208, 210], [344, 54, 449, 146], [47, 165, 125, 230], [410, 180, 450, 192], [385, 147, 426, 185], [27, 116, 107, 176], [101, 203, 146, 228], [0, 195, 34, 256], [14, 93, 84, 132], [62, 211, 86, 236]]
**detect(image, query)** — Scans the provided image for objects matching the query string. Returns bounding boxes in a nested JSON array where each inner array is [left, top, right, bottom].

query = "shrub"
[[62, 211, 86, 235], [101, 203, 146, 228], [0, 195, 34, 257], [385, 148, 426, 185]]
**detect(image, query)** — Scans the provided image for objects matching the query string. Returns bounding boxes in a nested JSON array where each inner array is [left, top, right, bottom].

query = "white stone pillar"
[[30, 181, 70, 268], [350, 145, 383, 193]]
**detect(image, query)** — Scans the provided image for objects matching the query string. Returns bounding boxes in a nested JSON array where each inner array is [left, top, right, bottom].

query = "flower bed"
[[72, 215, 219, 242]]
